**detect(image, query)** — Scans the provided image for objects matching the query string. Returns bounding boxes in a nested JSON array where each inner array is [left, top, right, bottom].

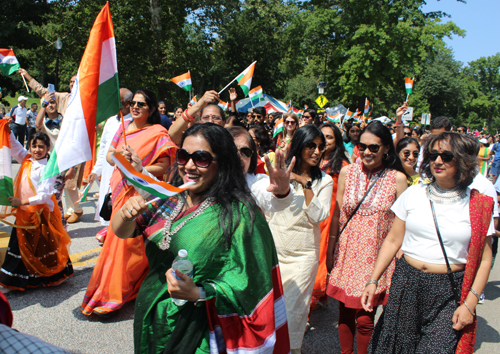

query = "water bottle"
[[171, 249, 193, 306]]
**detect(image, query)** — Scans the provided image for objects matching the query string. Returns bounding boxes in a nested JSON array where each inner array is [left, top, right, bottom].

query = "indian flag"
[[286, 100, 292, 109], [273, 118, 284, 138], [0, 120, 13, 206], [249, 85, 263, 101], [189, 95, 197, 106], [0, 49, 20, 76], [304, 105, 309, 110], [364, 98, 370, 114], [75, 183, 91, 204], [218, 100, 229, 111], [171, 71, 192, 92], [344, 109, 353, 120], [236, 61, 256, 97], [42, 2, 121, 181], [405, 77, 414, 95], [112, 153, 193, 198], [327, 112, 341, 123]]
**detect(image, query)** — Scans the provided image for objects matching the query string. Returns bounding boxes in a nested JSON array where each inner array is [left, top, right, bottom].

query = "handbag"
[[99, 191, 113, 221], [429, 199, 461, 307], [339, 169, 386, 236]]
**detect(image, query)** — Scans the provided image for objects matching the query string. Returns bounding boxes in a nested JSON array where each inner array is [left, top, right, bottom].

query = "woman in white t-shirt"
[[361, 132, 495, 354]]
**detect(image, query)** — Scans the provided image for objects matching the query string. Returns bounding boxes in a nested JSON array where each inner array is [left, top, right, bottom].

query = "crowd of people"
[[0, 70, 498, 354]]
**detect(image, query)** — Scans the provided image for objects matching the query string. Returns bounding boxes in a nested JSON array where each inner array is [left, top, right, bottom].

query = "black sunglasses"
[[176, 149, 216, 168], [358, 143, 382, 153], [252, 114, 262, 119], [404, 132, 412, 137], [238, 147, 253, 158], [129, 100, 148, 108], [428, 151, 455, 163], [305, 142, 326, 152], [402, 150, 419, 158]]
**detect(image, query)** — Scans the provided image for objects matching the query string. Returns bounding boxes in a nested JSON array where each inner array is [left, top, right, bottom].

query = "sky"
[[422, 0, 500, 66]]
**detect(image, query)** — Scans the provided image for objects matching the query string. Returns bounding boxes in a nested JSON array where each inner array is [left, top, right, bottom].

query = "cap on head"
[[479, 138, 488, 144], [18, 96, 28, 102]]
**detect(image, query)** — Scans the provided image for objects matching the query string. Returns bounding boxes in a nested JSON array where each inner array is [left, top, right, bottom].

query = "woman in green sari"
[[112, 123, 290, 354]]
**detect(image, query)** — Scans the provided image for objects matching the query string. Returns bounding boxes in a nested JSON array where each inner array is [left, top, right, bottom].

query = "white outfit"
[[392, 183, 495, 265], [469, 172, 499, 219], [12, 106, 27, 125], [10, 132, 56, 210], [92, 113, 132, 224], [245, 173, 294, 212], [267, 172, 333, 350]]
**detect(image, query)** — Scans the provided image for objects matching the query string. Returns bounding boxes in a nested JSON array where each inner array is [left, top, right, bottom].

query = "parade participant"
[[81, 89, 176, 316], [343, 123, 361, 159], [326, 121, 408, 354], [158, 101, 167, 115], [311, 123, 350, 310], [412, 127, 423, 143], [249, 125, 275, 170], [277, 113, 299, 157], [478, 138, 490, 176], [88, 89, 133, 243], [457, 125, 467, 134], [113, 123, 290, 354], [173, 106, 183, 121], [268, 125, 333, 353], [10, 96, 28, 147], [396, 137, 421, 185], [363, 132, 495, 354], [227, 126, 295, 212], [0, 129, 73, 292], [301, 109, 317, 127], [25, 102, 38, 147]]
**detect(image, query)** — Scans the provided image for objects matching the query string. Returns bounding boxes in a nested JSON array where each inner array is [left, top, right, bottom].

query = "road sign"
[[401, 107, 413, 121], [315, 95, 328, 108], [421, 113, 431, 125]]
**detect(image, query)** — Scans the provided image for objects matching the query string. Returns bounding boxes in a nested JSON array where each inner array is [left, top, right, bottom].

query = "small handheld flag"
[[112, 153, 194, 199], [405, 77, 414, 101], [273, 118, 284, 138], [219, 61, 257, 96], [327, 112, 341, 123], [189, 96, 197, 106], [0, 49, 20, 76], [171, 72, 192, 92], [218, 100, 229, 111], [364, 98, 370, 114], [248, 85, 263, 101], [0, 120, 13, 207], [75, 183, 91, 204]]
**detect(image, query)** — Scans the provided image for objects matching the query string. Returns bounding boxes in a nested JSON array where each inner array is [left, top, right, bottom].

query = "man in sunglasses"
[[457, 125, 467, 134]]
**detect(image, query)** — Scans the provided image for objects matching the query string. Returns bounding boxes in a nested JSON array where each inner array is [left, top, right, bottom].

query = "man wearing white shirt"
[[10, 96, 28, 147]]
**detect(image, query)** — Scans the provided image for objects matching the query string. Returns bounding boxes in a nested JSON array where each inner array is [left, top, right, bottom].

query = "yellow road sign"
[[315, 95, 328, 108]]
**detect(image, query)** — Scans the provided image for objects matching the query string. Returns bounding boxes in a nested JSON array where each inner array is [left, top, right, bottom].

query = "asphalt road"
[[1, 162, 499, 353]]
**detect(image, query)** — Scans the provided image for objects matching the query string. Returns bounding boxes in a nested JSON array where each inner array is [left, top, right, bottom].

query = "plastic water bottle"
[[171, 249, 193, 306]]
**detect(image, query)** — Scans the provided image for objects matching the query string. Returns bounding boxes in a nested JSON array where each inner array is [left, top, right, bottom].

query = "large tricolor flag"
[[236, 61, 256, 97], [405, 77, 414, 95], [0, 49, 20, 76], [42, 2, 121, 180], [248, 85, 263, 101], [327, 112, 341, 123], [0, 120, 13, 207], [171, 71, 192, 92], [112, 153, 193, 198], [273, 118, 284, 138]]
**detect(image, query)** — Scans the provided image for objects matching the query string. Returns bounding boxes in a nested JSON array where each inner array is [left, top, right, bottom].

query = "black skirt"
[[0, 228, 74, 290], [369, 256, 464, 354]]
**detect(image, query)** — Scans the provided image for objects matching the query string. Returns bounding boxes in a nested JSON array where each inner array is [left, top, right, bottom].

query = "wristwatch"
[[41, 100, 49, 108], [303, 179, 313, 190]]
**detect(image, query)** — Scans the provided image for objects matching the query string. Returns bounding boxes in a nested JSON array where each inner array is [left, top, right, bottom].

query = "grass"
[[1, 93, 40, 111]]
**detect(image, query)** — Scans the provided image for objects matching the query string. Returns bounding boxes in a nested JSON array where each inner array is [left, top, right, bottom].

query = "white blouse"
[[10, 132, 56, 210], [392, 183, 495, 265]]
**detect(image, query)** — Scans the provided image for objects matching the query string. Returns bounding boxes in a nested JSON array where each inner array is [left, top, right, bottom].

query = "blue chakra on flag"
[[179, 82, 185, 87], [133, 176, 147, 184]]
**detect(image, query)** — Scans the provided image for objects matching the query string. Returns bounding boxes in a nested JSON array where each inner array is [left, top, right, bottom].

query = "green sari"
[[134, 197, 290, 354]]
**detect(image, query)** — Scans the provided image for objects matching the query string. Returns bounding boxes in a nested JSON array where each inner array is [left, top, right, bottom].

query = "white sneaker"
[[479, 292, 485, 304]]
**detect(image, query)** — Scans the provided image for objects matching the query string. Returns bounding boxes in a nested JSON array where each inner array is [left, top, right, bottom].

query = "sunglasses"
[[252, 114, 262, 119], [129, 100, 148, 109], [305, 142, 326, 152], [358, 143, 382, 153], [428, 151, 455, 163], [285, 120, 296, 125], [401, 150, 419, 158], [238, 147, 253, 158], [457, 129, 465, 133], [404, 132, 412, 137], [303, 115, 312, 119], [176, 149, 216, 168]]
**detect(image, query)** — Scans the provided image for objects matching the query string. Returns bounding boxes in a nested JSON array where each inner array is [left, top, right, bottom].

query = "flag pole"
[[406, 93, 409, 102], [188, 70, 192, 102], [120, 109, 127, 146], [21, 74, 30, 92], [218, 60, 257, 95], [250, 96, 255, 108]]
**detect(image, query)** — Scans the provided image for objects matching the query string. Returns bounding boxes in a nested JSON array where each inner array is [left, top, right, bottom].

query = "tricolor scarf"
[[456, 189, 494, 353]]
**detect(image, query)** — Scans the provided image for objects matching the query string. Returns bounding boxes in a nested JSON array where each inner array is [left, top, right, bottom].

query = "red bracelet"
[[273, 188, 291, 199], [182, 112, 193, 123], [184, 109, 195, 121]]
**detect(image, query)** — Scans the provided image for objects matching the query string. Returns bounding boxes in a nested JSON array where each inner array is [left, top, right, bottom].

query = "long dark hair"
[[286, 125, 325, 181], [226, 126, 258, 174], [134, 89, 161, 125], [360, 121, 408, 177], [170, 123, 255, 247], [396, 137, 420, 154], [250, 125, 272, 157], [319, 123, 350, 175]]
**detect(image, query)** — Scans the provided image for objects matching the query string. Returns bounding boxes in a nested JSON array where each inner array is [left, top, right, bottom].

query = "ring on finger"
[[128, 208, 135, 215]]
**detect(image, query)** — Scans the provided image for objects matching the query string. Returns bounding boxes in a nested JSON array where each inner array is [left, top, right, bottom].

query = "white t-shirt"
[[13, 105, 27, 125], [392, 183, 495, 265], [469, 172, 499, 218]]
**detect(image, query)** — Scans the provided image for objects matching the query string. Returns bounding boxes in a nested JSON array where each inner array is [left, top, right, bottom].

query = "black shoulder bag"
[[339, 169, 386, 236], [99, 189, 113, 221], [429, 200, 461, 307]]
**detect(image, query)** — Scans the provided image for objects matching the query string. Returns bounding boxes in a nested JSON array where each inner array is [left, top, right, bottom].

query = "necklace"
[[158, 197, 215, 250], [426, 182, 466, 205]]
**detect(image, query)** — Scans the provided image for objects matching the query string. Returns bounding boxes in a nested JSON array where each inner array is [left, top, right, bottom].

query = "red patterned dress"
[[327, 162, 398, 308]]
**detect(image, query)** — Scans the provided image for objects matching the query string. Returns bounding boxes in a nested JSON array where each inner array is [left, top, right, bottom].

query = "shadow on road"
[[302, 297, 341, 354], [474, 315, 500, 351], [483, 280, 500, 301]]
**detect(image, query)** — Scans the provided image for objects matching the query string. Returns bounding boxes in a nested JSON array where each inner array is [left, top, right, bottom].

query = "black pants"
[[11, 123, 26, 147], [26, 127, 37, 148]]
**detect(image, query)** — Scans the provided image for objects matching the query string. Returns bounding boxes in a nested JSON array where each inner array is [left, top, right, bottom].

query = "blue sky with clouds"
[[422, 0, 500, 66]]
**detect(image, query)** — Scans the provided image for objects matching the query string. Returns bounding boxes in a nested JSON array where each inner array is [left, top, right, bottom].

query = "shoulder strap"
[[339, 169, 385, 236], [429, 199, 461, 307]]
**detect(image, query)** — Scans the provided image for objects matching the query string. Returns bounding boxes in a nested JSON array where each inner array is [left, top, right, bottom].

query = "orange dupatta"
[[11, 157, 70, 277]]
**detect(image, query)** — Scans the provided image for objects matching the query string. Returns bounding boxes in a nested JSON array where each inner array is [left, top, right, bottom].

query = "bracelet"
[[181, 111, 192, 123], [469, 287, 480, 301], [463, 300, 475, 316], [120, 207, 136, 223], [365, 279, 378, 287], [394, 122, 402, 126], [183, 109, 195, 122], [273, 188, 291, 199], [41, 101, 49, 108]]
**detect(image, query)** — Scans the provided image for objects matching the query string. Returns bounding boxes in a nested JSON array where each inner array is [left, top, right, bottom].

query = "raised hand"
[[229, 87, 238, 101], [264, 149, 295, 195]]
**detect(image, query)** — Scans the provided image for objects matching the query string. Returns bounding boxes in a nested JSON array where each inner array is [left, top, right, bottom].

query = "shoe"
[[67, 211, 83, 223], [0, 286, 13, 294], [64, 208, 75, 219], [95, 227, 107, 243], [479, 292, 485, 304]]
